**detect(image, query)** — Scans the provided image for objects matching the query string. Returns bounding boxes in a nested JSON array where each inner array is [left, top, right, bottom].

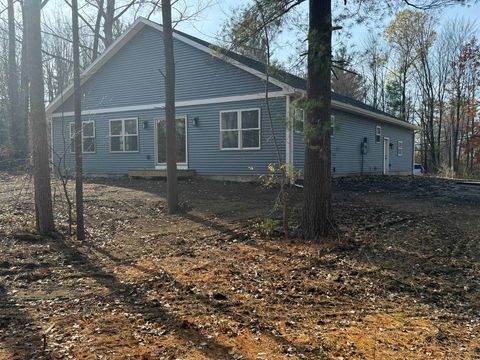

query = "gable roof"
[[46, 17, 419, 131]]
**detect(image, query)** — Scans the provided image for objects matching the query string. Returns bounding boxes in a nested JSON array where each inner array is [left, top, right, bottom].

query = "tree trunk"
[[92, 0, 104, 60], [72, 0, 85, 240], [19, 0, 29, 155], [162, 0, 178, 214], [302, 0, 333, 240], [25, 0, 55, 235], [104, 0, 115, 47], [7, 0, 21, 158]]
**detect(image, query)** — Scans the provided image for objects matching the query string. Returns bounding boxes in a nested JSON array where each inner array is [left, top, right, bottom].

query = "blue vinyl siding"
[[52, 97, 286, 177], [293, 109, 413, 176], [56, 26, 281, 113], [51, 21, 414, 179]]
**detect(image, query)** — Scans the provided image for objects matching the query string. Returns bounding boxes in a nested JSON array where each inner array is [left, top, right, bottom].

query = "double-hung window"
[[220, 109, 260, 150], [69, 121, 95, 153], [293, 108, 305, 134], [375, 126, 382, 143], [397, 140, 403, 156], [82, 121, 95, 152], [293, 108, 336, 136], [110, 118, 138, 152]]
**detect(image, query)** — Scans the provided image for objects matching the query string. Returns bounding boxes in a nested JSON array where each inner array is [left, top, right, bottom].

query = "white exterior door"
[[155, 116, 188, 169], [383, 137, 390, 175]]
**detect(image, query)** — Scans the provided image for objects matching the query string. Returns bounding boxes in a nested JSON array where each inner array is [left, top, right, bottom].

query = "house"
[[47, 17, 419, 181]]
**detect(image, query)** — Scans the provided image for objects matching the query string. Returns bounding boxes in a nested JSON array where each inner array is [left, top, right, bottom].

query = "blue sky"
[[161, 0, 480, 65]]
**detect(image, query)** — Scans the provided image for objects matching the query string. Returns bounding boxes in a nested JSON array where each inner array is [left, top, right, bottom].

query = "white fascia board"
[[51, 91, 288, 118], [46, 18, 147, 115]]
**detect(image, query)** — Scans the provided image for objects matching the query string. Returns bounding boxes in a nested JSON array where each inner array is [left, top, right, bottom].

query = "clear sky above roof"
[[157, 0, 480, 65]]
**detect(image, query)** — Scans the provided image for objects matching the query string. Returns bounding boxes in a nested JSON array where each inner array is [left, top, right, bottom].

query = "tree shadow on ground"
[[83, 237, 312, 355], [0, 284, 48, 359], [84, 178, 479, 319], [47, 234, 235, 359]]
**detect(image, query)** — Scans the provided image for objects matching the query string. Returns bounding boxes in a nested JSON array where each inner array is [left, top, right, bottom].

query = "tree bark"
[[302, 0, 333, 240], [72, 0, 85, 240], [7, 0, 21, 158], [104, 0, 115, 47], [25, 0, 55, 235], [20, 0, 30, 155], [162, 0, 178, 214], [92, 0, 104, 60]]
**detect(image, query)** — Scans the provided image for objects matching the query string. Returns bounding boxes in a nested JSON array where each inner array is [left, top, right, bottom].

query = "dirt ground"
[[0, 173, 479, 359]]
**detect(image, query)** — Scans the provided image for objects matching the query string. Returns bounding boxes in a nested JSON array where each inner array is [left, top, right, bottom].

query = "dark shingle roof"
[[173, 27, 403, 121]]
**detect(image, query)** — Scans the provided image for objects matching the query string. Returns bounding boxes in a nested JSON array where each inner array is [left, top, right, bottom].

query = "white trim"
[[154, 116, 188, 168], [51, 91, 287, 119], [219, 108, 261, 150], [109, 117, 139, 153]]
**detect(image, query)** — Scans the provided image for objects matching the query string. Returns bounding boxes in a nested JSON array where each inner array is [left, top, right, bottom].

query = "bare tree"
[[7, 0, 20, 158], [72, 0, 85, 239], [162, 0, 178, 213], [302, 0, 334, 239], [24, 0, 55, 235]]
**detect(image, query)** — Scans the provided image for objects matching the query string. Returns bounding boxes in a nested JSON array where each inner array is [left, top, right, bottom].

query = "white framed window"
[[109, 118, 139, 152], [330, 115, 336, 136], [397, 140, 403, 156], [69, 123, 76, 153], [293, 108, 305, 134], [220, 109, 260, 150], [293, 109, 336, 136], [82, 121, 95, 153], [69, 121, 96, 153], [375, 125, 381, 143]]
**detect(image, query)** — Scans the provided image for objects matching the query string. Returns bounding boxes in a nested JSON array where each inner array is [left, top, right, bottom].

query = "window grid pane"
[[241, 110, 259, 129], [124, 119, 137, 135], [222, 130, 239, 148], [221, 112, 238, 130], [125, 135, 138, 152], [110, 120, 123, 136], [241, 129, 259, 148], [111, 136, 123, 152]]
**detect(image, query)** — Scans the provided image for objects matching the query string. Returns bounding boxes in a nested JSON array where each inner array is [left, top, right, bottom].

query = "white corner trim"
[[51, 91, 287, 118]]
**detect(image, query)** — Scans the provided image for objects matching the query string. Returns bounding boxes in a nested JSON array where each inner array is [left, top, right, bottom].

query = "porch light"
[[193, 116, 199, 126]]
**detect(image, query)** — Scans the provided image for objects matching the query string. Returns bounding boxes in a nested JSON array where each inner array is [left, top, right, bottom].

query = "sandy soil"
[[0, 173, 479, 359]]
